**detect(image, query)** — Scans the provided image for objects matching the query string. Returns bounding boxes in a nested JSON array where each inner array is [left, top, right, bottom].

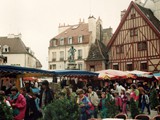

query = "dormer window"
[[53, 40, 57, 46], [3, 45, 9, 52], [68, 37, 72, 44], [60, 38, 64, 45], [78, 35, 83, 43], [50, 39, 57, 47]]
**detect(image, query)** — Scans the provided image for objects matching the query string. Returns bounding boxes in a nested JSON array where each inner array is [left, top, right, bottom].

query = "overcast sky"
[[0, 0, 138, 69]]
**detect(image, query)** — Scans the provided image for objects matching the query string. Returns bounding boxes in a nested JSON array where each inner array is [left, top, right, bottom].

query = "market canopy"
[[153, 72, 160, 80], [96, 69, 137, 80], [0, 65, 53, 77], [51, 70, 98, 78], [97, 72, 118, 80], [126, 70, 153, 78]]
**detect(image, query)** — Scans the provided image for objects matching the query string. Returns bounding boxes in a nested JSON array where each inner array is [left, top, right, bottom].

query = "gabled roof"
[[86, 40, 108, 61], [54, 23, 90, 39], [137, 4, 160, 32], [107, 1, 160, 51], [0, 37, 28, 53]]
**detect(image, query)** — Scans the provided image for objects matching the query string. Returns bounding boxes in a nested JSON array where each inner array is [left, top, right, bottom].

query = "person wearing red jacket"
[[8, 86, 26, 120]]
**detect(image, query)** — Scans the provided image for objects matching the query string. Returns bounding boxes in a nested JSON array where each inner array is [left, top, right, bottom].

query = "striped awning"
[[153, 73, 160, 80]]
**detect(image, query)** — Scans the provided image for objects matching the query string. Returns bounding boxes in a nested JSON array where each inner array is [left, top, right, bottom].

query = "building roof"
[[0, 37, 28, 53], [54, 23, 90, 39], [107, 1, 160, 51], [137, 3, 160, 32], [86, 39, 108, 61]]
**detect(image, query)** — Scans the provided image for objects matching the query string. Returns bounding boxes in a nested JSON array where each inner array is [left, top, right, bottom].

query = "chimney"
[[134, 0, 143, 5], [79, 18, 81, 23], [88, 15, 96, 43], [7, 33, 22, 39], [121, 9, 127, 20], [7, 34, 15, 38]]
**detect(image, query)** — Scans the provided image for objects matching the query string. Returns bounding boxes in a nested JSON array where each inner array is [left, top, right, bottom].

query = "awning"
[[99, 69, 130, 79], [0, 65, 53, 77], [51, 70, 98, 78], [98, 72, 118, 80], [126, 70, 153, 78], [153, 73, 160, 80]]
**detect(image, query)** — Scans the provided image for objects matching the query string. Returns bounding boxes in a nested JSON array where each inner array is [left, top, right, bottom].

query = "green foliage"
[[130, 98, 139, 119], [150, 88, 159, 109], [0, 95, 13, 120], [42, 97, 80, 120], [107, 100, 119, 118]]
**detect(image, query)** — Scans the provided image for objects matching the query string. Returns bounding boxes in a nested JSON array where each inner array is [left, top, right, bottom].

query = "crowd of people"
[[75, 81, 159, 120], [0, 80, 54, 120], [0, 78, 159, 120]]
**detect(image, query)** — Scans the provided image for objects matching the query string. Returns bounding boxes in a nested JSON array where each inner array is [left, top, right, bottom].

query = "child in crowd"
[[99, 92, 107, 118], [32, 93, 42, 119], [114, 91, 122, 112], [121, 90, 128, 115]]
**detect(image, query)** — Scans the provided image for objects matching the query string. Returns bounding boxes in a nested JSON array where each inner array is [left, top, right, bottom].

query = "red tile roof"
[[54, 23, 91, 39]]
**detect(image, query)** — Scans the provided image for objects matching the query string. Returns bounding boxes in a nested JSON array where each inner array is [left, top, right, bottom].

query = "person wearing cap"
[[8, 86, 26, 120], [40, 80, 54, 108]]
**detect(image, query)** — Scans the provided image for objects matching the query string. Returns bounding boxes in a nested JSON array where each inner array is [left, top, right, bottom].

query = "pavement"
[[96, 108, 158, 119], [127, 108, 158, 119]]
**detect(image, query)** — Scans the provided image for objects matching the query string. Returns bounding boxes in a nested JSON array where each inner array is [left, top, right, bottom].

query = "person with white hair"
[[114, 83, 125, 96]]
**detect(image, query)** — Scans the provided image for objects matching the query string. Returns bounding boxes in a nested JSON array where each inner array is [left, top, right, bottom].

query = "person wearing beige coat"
[[88, 86, 100, 118]]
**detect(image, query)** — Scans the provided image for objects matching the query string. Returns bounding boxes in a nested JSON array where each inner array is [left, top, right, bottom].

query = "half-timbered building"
[[107, 1, 160, 72]]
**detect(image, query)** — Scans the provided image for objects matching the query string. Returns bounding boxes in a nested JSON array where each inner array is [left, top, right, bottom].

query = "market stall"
[[0, 65, 54, 90]]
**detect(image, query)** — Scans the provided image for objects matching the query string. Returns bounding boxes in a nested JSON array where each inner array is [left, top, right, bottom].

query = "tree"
[[130, 98, 139, 119], [107, 100, 119, 118], [150, 88, 159, 109], [42, 97, 80, 120], [0, 95, 13, 120]]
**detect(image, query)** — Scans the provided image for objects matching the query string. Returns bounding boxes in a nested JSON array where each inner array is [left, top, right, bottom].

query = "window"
[[60, 38, 64, 45], [50, 64, 56, 70], [131, 13, 136, 19], [68, 37, 72, 44], [53, 40, 57, 46], [78, 35, 83, 43], [138, 41, 147, 51], [116, 45, 124, 54], [113, 64, 119, 70], [3, 57, 7, 63], [78, 63, 83, 70], [3, 45, 9, 52], [140, 62, 147, 71], [60, 51, 64, 61], [90, 65, 95, 72], [52, 52, 56, 61], [78, 49, 82, 59], [130, 28, 138, 37], [126, 63, 133, 71]]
